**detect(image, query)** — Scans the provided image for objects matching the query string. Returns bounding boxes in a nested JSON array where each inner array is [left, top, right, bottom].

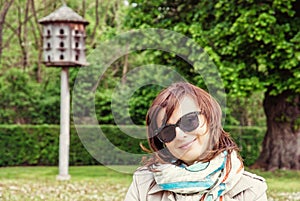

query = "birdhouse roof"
[[39, 5, 89, 25]]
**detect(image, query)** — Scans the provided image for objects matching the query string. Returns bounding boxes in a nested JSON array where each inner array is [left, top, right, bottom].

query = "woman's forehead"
[[156, 96, 199, 125], [168, 96, 199, 123]]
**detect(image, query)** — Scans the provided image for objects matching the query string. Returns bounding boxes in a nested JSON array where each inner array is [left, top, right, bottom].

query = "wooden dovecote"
[[39, 5, 89, 67]]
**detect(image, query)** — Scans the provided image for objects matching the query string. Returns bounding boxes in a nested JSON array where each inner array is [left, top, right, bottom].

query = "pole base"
[[56, 174, 71, 181]]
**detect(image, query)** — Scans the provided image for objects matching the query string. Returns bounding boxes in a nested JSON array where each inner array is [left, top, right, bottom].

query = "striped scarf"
[[153, 151, 244, 201]]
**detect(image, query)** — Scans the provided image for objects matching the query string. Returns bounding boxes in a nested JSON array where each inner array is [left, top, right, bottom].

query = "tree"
[[0, 0, 128, 124], [125, 0, 300, 170], [0, 0, 14, 63]]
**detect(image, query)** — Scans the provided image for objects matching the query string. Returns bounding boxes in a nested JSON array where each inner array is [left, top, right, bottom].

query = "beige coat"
[[124, 169, 268, 201]]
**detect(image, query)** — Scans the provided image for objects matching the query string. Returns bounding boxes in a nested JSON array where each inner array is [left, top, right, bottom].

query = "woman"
[[124, 82, 267, 201]]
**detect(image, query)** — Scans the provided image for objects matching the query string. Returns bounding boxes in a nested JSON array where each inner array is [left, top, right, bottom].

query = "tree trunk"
[[254, 90, 300, 170], [30, 0, 43, 83], [0, 0, 14, 63]]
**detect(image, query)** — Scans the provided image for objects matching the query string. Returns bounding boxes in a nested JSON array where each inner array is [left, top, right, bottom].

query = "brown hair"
[[143, 82, 240, 167]]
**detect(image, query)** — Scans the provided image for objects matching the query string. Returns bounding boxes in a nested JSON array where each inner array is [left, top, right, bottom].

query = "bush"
[[0, 125, 265, 166], [0, 125, 97, 166], [225, 126, 266, 166]]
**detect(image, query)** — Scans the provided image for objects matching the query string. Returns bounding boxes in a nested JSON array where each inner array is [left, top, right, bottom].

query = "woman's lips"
[[178, 138, 196, 150]]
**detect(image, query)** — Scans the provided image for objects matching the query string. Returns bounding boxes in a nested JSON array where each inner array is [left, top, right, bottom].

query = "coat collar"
[[148, 179, 176, 201], [229, 171, 267, 198], [227, 171, 265, 197], [148, 179, 163, 195], [226, 176, 250, 198], [146, 171, 258, 200], [144, 170, 265, 200]]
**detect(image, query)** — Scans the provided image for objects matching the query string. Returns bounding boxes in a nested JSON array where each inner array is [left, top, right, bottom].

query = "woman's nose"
[[175, 127, 188, 139]]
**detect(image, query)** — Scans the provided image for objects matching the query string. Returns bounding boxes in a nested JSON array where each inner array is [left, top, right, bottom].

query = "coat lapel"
[[148, 180, 175, 201]]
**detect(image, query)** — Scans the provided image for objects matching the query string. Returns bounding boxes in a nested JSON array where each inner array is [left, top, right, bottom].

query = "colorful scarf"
[[153, 151, 244, 201]]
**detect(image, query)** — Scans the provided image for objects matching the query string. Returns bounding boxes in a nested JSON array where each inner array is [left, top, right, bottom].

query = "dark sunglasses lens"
[[179, 113, 199, 132], [158, 126, 176, 143]]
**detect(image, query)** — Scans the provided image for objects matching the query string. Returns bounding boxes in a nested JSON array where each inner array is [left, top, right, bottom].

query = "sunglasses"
[[155, 111, 201, 143]]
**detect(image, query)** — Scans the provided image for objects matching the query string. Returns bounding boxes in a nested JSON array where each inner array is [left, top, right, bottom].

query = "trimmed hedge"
[[0, 125, 265, 166]]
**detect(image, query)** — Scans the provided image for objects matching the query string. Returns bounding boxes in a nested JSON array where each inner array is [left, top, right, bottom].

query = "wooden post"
[[39, 5, 89, 180], [57, 67, 71, 180]]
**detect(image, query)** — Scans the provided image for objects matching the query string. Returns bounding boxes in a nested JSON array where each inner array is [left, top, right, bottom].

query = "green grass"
[[0, 166, 132, 182], [250, 168, 300, 192], [0, 166, 299, 201], [0, 166, 133, 201], [249, 168, 300, 201]]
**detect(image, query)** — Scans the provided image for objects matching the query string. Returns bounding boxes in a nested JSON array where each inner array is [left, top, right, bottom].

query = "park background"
[[0, 0, 299, 200]]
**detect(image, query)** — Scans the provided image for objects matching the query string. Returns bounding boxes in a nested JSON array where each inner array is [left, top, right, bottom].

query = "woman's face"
[[157, 96, 210, 165]]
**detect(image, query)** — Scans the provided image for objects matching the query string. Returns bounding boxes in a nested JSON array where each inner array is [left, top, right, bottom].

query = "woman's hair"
[[142, 82, 240, 167]]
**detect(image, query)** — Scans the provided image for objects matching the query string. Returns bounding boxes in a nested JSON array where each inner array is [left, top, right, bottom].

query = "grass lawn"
[[250, 168, 300, 201], [0, 166, 299, 201]]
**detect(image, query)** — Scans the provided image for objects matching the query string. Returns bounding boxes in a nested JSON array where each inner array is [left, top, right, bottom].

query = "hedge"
[[0, 125, 265, 166]]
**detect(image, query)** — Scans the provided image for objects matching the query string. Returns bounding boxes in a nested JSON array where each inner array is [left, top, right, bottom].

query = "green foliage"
[[124, 0, 300, 138], [0, 68, 41, 124], [0, 0, 274, 127], [129, 85, 163, 125], [0, 125, 265, 166], [0, 0, 130, 125], [0, 125, 58, 166], [95, 88, 115, 124], [125, 0, 300, 96], [227, 126, 266, 165], [226, 91, 266, 126], [0, 125, 95, 166], [0, 125, 145, 166], [0, 68, 61, 124]]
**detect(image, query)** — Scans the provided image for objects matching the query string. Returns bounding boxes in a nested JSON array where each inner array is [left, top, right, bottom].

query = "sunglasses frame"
[[155, 111, 201, 143]]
